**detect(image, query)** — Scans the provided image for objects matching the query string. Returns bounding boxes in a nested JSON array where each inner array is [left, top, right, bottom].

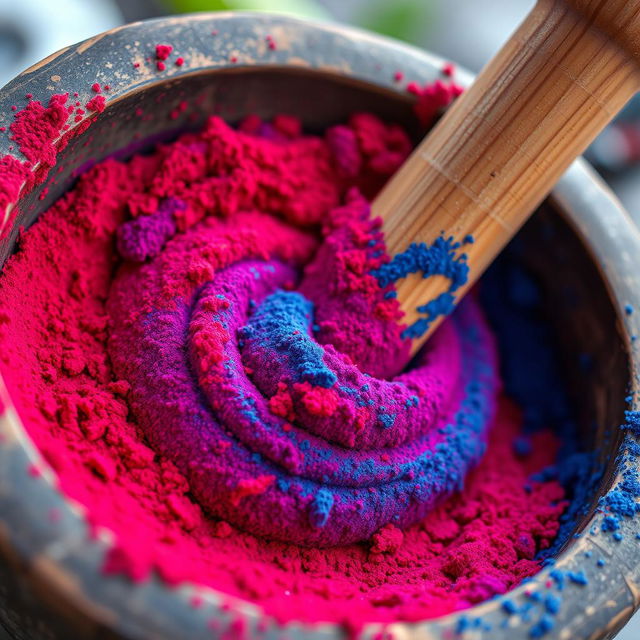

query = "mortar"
[[0, 12, 638, 640]]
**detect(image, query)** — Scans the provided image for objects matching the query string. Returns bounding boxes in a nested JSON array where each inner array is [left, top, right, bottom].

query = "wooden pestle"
[[374, 0, 640, 356]]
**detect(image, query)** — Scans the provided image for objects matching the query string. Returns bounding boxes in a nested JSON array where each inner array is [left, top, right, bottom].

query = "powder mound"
[[0, 99, 568, 630], [116, 197, 181, 261], [107, 120, 499, 546]]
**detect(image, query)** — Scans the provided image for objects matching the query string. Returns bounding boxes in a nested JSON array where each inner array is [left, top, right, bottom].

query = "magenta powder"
[[0, 100, 567, 633]]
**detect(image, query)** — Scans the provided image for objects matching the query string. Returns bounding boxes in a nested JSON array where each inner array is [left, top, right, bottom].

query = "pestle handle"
[[374, 0, 640, 355]]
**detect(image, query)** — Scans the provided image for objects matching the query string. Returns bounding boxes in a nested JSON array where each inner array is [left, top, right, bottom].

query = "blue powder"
[[405, 395, 419, 409], [601, 487, 639, 518], [371, 234, 469, 338], [601, 515, 620, 532], [502, 598, 519, 615], [549, 569, 565, 591], [529, 614, 555, 638], [407, 292, 456, 339], [309, 488, 334, 528], [544, 594, 561, 614], [567, 570, 588, 585], [240, 290, 337, 388], [455, 616, 471, 634], [482, 261, 573, 432], [455, 616, 490, 633], [622, 410, 640, 437], [597, 434, 640, 542], [378, 413, 396, 429], [481, 248, 602, 556]]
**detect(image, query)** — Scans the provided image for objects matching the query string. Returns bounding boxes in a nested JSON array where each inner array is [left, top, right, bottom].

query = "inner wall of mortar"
[[1, 67, 629, 555]]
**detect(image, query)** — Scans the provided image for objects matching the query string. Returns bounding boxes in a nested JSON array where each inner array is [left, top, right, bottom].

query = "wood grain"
[[374, 0, 640, 354]]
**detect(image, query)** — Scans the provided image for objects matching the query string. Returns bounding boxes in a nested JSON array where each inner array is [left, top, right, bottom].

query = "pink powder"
[[0, 94, 74, 244], [156, 44, 173, 61], [442, 62, 455, 77], [0, 82, 566, 635], [407, 80, 463, 127], [86, 96, 106, 113], [9, 94, 68, 167]]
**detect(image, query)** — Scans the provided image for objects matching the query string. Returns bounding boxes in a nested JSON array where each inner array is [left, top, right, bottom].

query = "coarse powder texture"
[[0, 103, 568, 631], [106, 168, 497, 545]]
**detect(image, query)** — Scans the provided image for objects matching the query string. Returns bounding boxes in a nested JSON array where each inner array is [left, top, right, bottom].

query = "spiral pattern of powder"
[[107, 183, 499, 547]]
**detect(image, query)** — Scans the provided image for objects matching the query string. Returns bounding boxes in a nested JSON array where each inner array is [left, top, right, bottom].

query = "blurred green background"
[[160, 0, 434, 44]]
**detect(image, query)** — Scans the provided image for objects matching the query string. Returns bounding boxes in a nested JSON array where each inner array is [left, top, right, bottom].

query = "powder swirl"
[[0, 98, 570, 629], [107, 120, 498, 546]]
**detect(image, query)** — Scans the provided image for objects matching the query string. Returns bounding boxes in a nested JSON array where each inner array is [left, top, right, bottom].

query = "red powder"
[[407, 80, 463, 127], [268, 382, 295, 421], [370, 523, 404, 554], [91, 83, 101, 93], [0, 94, 72, 243], [293, 381, 339, 417], [175, 57, 185, 67], [10, 94, 68, 165], [442, 62, 455, 77], [0, 106, 566, 636], [228, 475, 276, 507], [85, 96, 106, 113], [155, 44, 173, 61], [157, 61, 166, 72]]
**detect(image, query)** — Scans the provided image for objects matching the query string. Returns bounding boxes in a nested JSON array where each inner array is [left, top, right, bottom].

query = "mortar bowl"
[[0, 12, 639, 640]]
